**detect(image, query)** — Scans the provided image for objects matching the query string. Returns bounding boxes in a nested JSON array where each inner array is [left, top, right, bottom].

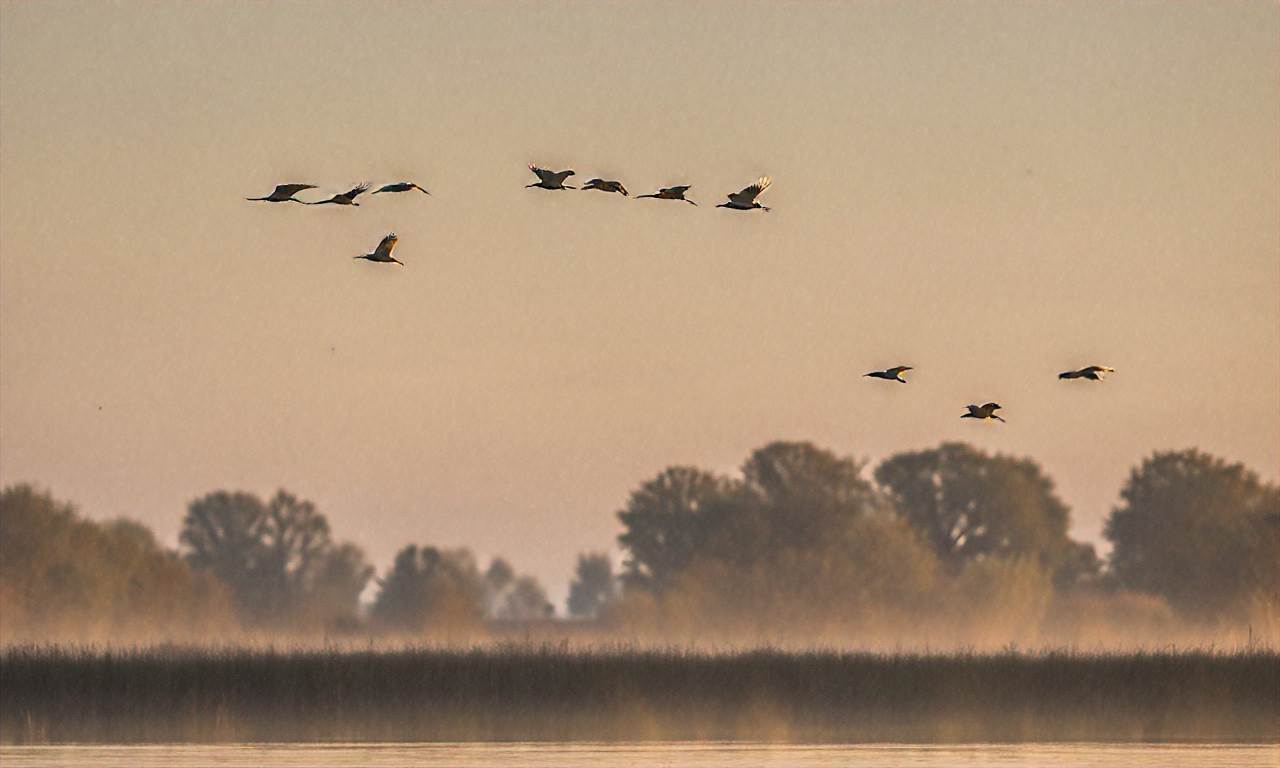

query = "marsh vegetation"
[[2, 644, 1276, 744]]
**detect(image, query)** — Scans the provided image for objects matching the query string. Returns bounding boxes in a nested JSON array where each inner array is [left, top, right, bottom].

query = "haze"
[[1, 1, 1276, 602]]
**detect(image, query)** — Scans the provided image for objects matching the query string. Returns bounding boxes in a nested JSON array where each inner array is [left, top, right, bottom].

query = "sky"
[[1, 1, 1277, 607]]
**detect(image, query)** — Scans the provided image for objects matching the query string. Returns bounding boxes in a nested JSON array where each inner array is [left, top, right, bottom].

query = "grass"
[[1, 644, 1276, 743]]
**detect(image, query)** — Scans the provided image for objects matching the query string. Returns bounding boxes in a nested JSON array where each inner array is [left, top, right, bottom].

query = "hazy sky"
[[2, 1, 1277, 605]]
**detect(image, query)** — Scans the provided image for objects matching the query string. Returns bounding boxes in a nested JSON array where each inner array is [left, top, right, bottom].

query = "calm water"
[[1, 743, 1276, 767]]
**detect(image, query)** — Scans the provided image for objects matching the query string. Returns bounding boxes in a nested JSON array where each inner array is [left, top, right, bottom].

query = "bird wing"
[[728, 176, 771, 205], [343, 183, 371, 199], [982, 402, 1001, 412], [529, 165, 556, 183], [615, 182, 629, 196], [1084, 366, 1114, 376], [374, 233, 399, 258], [888, 366, 912, 375], [275, 183, 316, 197], [664, 185, 691, 196], [375, 183, 407, 193], [548, 170, 574, 185], [966, 405, 981, 416]]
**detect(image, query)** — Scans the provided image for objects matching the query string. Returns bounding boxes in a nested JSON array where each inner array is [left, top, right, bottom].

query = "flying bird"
[[527, 165, 576, 190], [307, 183, 372, 206], [582, 178, 629, 196], [373, 181, 430, 196], [717, 176, 772, 212], [1059, 365, 1115, 381], [636, 185, 697, 205], [245, 183, 316, 203], [354, 233, 403, 266], [864, 365, 913, 383], [961, 403, 1006, 422]]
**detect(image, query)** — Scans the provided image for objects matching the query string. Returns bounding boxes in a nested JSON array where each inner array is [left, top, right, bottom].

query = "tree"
[[567, 552, 617, 618], [483, 557, 515, 615], [303, 542, 375, 629], [485, 557, 515, 593], [0, 484, 234, 641], [1105, 449, 1279, 620], [735, 441, 878, 555], [874, 442, 1088, 583], [651, 515, 940, 641], [371, 545, 487, 633], [616, 466, 740, 592], [617, 445, 883, 594], [178, 491, 265, 613], [179, 489, 371, 628], [1054, 539, 1103, 590], [499, 575, 553, 621]]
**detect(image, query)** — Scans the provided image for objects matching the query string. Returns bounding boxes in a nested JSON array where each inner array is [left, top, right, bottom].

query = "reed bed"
[[1, 644, 1276, 743]]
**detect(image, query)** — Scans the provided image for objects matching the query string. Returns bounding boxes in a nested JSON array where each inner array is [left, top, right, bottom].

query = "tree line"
[[1, 442, 1275, 644], [603, 443, 1276, 645]]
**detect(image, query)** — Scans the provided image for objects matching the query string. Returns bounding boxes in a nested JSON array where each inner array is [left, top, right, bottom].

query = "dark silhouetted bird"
[[1059, 365, 1115, 381], [354, 233, 403, 266], [582, 178, 629, 195], [716, 176, 772, 211], [636, 185, 697, 205], [864, 365, 913, 383], [373, 181, 430, 196], [246, 183, 316, 203], [308, 183, 372, 206], [527, 165, 576, 190], [962, 403, 1005, 422]]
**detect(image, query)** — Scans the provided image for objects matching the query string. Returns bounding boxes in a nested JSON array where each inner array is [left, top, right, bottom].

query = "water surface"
[[2, 742, 1275, 767]]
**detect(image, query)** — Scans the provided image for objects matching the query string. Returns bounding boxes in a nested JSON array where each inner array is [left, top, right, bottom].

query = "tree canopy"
[[874, 442, 1092, 584], [179, 489, 372, 629], [0, 484, 233, 641], [567, 552, 617, 618], [371, 545, 487, 633], [1105, 449, 1279, 620], [617, 466, 740, 592]]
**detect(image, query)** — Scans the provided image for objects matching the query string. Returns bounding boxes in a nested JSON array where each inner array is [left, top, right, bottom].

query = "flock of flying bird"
[[247, 167, 1113, 422], [863, 364, 1117, 423]]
